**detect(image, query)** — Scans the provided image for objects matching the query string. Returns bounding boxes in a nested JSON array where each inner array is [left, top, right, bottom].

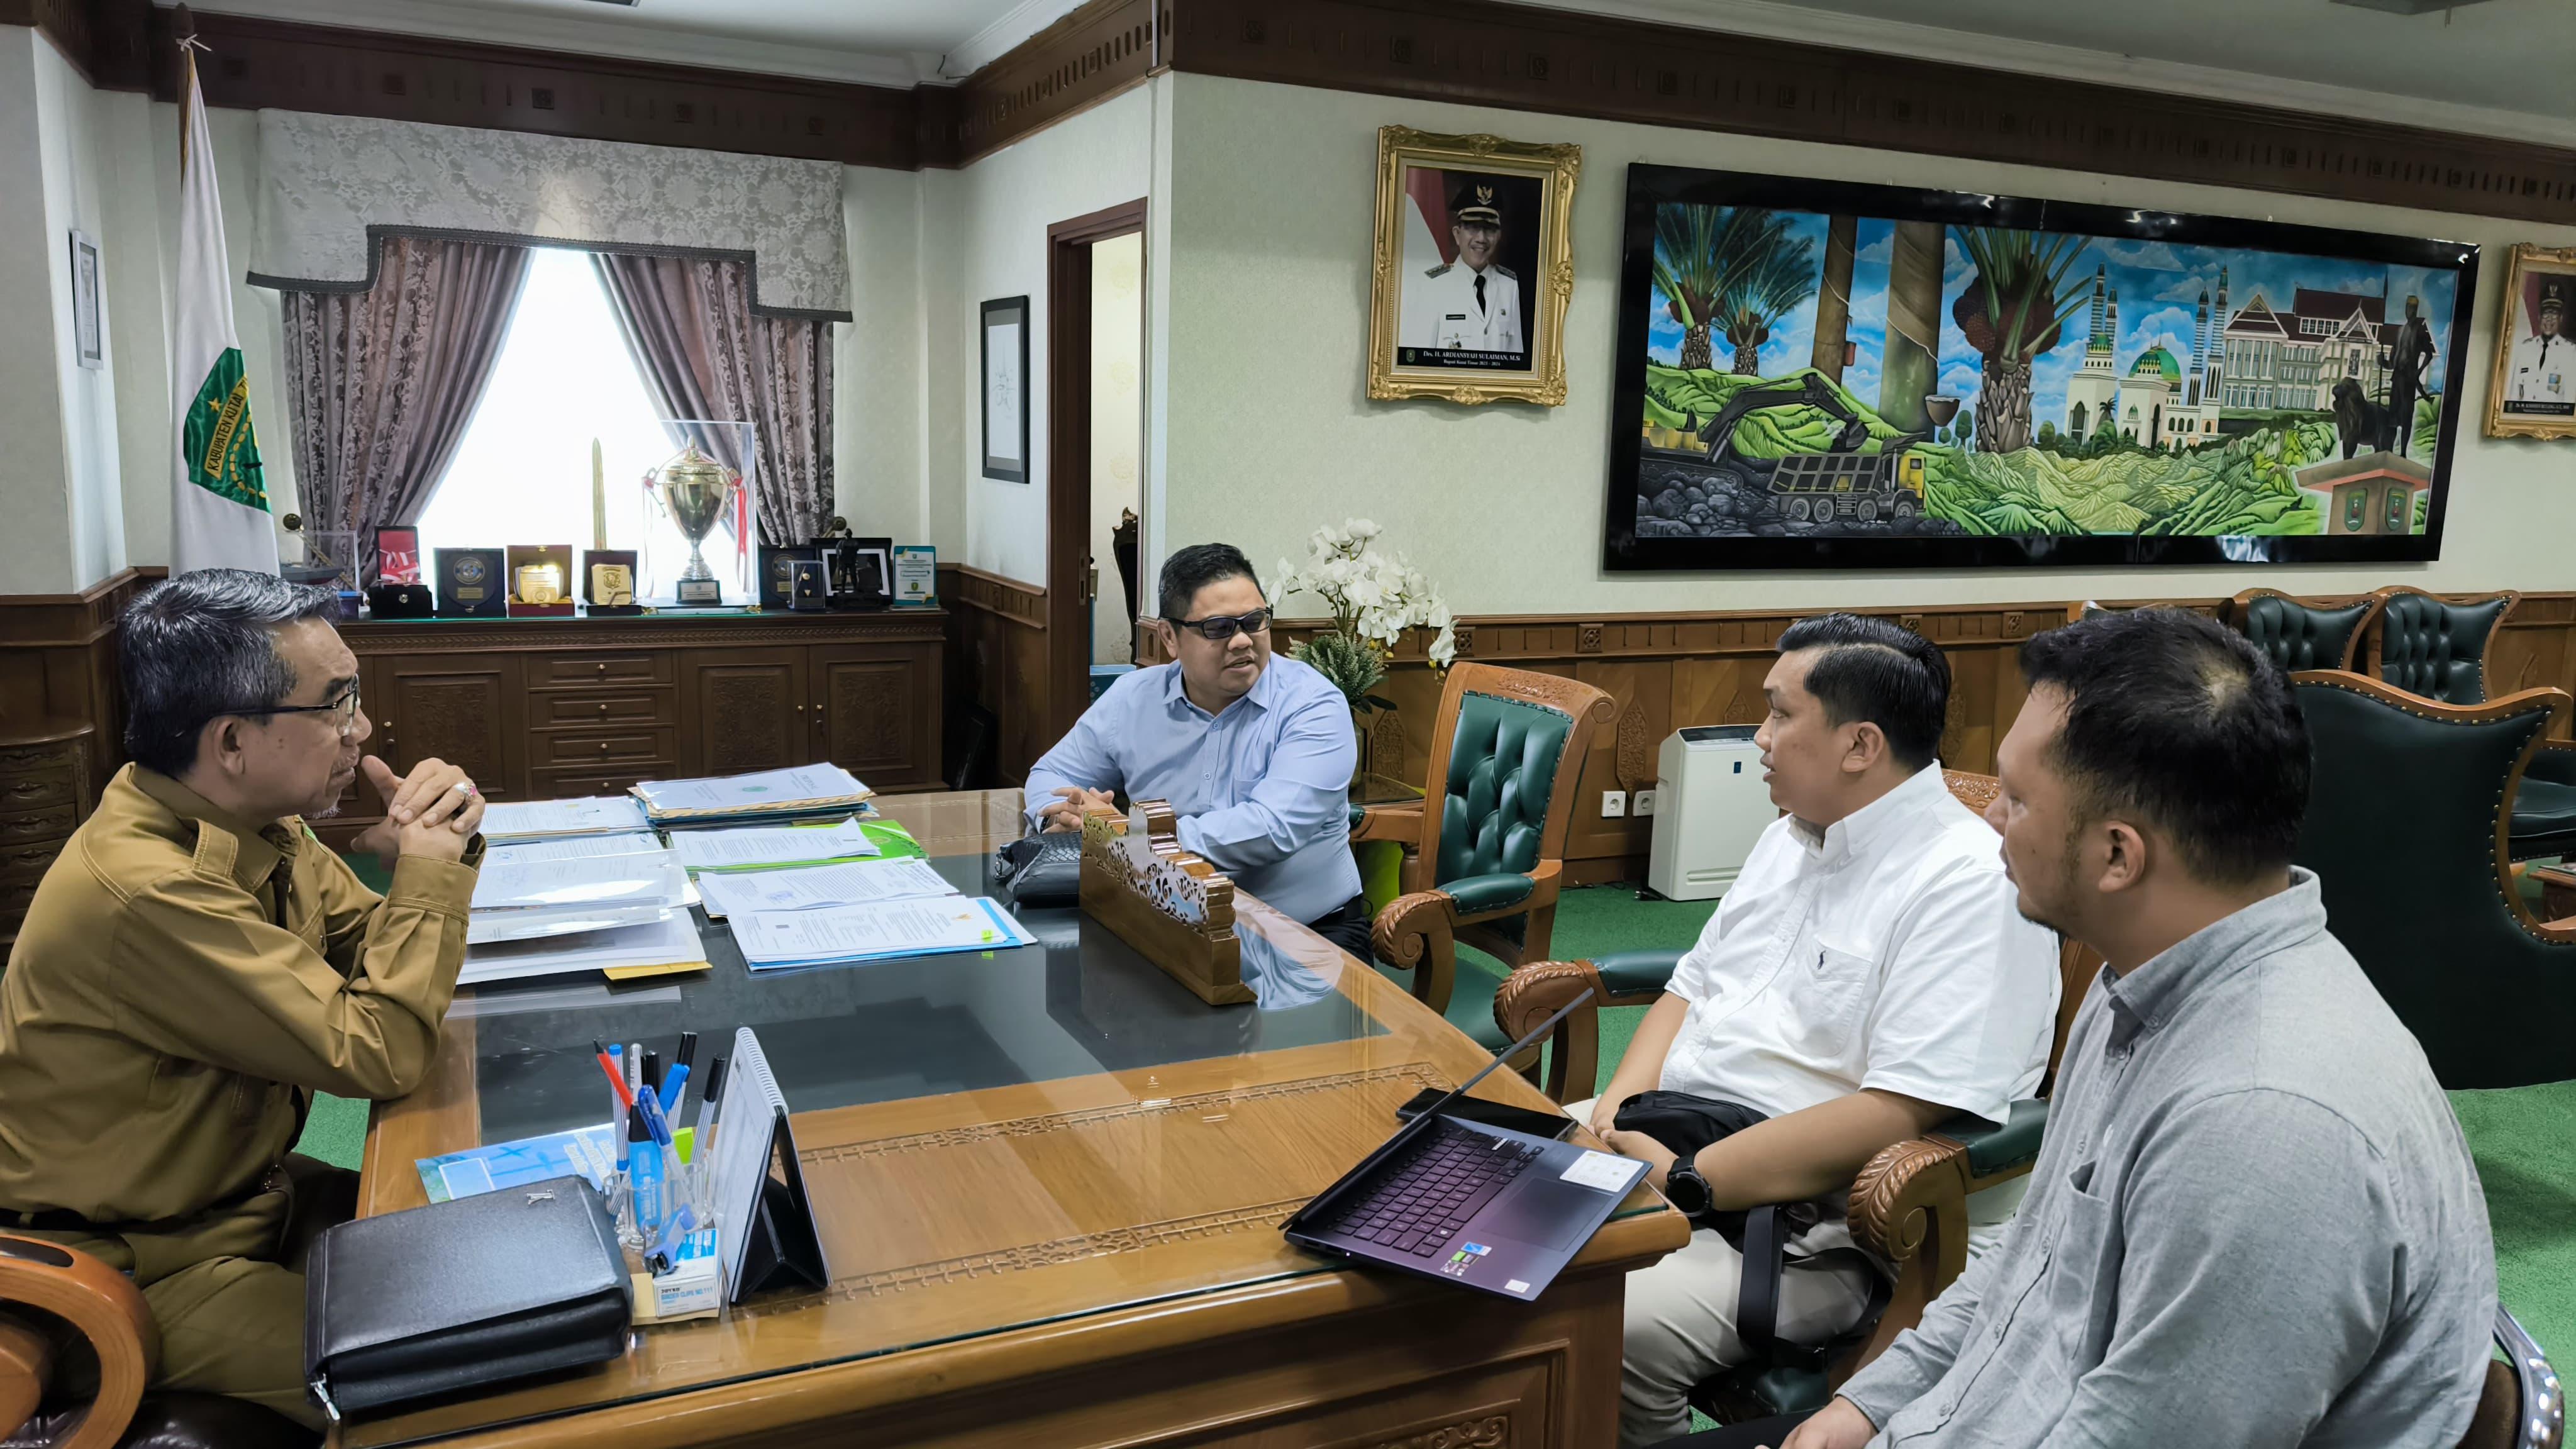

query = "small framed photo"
[[982, 296, 1030, 482], [69, 230, 103, 370], [2486, 244, 2576, 440], [1368, 127, 1581, 407], [373, 526, 422, 586]]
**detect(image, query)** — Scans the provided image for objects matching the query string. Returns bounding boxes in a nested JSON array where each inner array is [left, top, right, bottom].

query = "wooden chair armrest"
[[0, 1312, 52, 1441], [1350, 799, 1423, 845], [1373, 889, 1460, 1013], [1492, 960, 1609, 1104], [0, 1236, 157, 1449], [1842, 1136, 1974, 1380]]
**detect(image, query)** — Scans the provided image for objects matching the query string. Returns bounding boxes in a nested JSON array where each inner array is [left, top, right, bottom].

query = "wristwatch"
[[1663, 1161, 1713, 1218]]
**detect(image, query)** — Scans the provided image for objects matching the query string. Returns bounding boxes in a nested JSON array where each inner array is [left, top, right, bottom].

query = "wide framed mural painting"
[[1605, 166, 2479, 570], [1367, 126, 1581, 407], [2485, 243, 2576, 441]]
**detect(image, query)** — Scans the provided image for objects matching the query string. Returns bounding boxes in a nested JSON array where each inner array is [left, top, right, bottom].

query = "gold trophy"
[[650, 444, 741, 605]]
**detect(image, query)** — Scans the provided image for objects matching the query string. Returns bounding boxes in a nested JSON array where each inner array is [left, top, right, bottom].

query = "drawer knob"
[[598, 702, 609, 713], [599, 741, 611, 752]]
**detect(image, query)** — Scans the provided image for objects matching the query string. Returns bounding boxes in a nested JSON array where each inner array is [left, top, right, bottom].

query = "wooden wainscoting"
[[1291, 591, 2576, 886], [943, 563, 1052, 784], [0, 567, 160, 797]]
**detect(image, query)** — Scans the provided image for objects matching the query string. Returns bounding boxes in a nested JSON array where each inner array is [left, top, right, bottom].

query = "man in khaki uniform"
[[0, 569, 487, 1428]]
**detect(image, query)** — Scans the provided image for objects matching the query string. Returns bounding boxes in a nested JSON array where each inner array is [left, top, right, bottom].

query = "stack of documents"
[[728, 896, 1035, 971], [669, 818, 884, 872], [478, 796, 652, 841], [696, 857, 958, 919], [461, 821, 706, 984], [631, 765, 874, 826], [462, 916, 705, 985]]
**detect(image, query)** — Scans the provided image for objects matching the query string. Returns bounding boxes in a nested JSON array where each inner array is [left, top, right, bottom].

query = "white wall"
[[0, 31, 79, 594], [941, 82, 1158, 586], [1091, 231, 1144, 662], [1163, 73, 2576, 616], [837, 164, 931, 546]]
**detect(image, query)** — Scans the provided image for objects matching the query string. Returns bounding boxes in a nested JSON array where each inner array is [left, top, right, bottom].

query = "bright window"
[[416, 248, 751, 599]]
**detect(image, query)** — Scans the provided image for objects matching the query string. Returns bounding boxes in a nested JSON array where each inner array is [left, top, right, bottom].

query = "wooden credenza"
[[325, 611, 945, 844]]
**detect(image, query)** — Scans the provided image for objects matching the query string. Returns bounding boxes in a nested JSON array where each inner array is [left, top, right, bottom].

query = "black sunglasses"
[[1162, 608, 1272, 642]]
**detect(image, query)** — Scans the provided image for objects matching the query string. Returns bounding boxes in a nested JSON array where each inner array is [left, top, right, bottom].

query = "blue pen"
[[657, 1062, 691, 1121], [632, 1078, 676, 1146], [628, 1112, 666, 1237]]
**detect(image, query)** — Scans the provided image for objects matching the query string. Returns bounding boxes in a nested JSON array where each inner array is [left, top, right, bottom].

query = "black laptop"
[[1282, 991, 1650, 1301]]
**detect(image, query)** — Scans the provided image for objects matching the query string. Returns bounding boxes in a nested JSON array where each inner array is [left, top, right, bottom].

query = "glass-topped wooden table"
[[352, 791, 1685, 1448]]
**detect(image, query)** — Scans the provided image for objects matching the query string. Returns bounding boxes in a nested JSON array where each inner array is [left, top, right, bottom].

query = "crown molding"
[[169, 0, 922, 88], [943, 0, 1092, 80], [1497, 0, 2576, 152]]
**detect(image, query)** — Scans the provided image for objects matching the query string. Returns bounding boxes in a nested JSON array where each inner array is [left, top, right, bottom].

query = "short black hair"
[[122, 569, 341, 777], [1157, 543, 1263, 622], [1777, 613, 1950, 770], [2018, 608, 2309, 886]]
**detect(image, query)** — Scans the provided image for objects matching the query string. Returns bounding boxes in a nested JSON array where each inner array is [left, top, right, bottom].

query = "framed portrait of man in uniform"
[[1367, 126, 1580, 406], [2485, 244, 2576, 440]]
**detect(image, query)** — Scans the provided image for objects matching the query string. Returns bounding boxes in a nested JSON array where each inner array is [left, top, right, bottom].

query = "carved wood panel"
[[680, 648, 808, 777], [814, 650, 934, 785], [370, 653, 524, 804], [1567, 661, 1670, 865]]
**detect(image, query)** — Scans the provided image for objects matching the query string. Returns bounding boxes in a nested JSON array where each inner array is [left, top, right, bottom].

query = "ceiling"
[[191, 0, 2575, 140]]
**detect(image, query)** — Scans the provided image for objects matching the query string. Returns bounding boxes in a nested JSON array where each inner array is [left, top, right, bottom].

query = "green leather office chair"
[[1367, 663, 1615, 1052], [2227, 588, 2376, 675], [2354, 589, 2576, 862], [2290, 670, 2576, 1089], [1494, 770, 2101, 1421]]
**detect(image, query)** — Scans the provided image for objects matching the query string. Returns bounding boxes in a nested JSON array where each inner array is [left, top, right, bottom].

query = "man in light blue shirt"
[[1024, 543, 1368, 956]]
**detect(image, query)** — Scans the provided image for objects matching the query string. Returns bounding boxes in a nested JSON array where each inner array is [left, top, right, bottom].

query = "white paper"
[[470, 853, 685, 912], [668, 819, 879, 871], [730, 896, 1034, 967], [1558, 1150, 1645, 1194], [467, 903, 673, 946], [477, 796, 651, 840], [697, 858, 956, 918], [460, 913, 703, 985], [632, 765, 869, 816], [985, 320, 1023, 462], [484, 831, 666, 867]]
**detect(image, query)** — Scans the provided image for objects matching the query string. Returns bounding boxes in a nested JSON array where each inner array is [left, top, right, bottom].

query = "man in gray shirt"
[[1697, 609, 2497, 1449]]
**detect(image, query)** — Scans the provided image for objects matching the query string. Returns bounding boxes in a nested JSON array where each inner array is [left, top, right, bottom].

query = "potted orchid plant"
[[1272, 520, 1457, 753]]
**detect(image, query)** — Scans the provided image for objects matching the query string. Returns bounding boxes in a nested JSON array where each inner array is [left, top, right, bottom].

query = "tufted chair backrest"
[[2230, 591, 2374, 675], [2370, 589, 2515, 706], [1421, 664, 1614, 892]]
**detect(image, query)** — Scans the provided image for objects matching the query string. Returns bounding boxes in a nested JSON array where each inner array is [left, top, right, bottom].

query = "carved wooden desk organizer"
[[1078, 800, 1250, 1006]]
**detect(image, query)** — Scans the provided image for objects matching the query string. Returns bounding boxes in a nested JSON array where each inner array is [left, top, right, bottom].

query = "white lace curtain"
[[248, 110, 852, 320]]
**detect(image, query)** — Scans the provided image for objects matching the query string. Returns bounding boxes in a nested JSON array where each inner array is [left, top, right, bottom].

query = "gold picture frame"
[[1367, 126, 1580, 407], [2485, 243, 2576, 440]]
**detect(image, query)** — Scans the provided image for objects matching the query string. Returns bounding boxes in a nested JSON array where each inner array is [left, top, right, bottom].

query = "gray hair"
[[122, 569, 341, 776]]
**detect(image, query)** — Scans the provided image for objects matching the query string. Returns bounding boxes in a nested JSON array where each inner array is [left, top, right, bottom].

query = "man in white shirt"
[[1401, 177, 1525, 359], [1571, 613, 2060, 1448]]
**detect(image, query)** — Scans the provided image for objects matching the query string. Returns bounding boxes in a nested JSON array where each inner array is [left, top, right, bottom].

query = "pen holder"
[[604, 1168, 644, 1250]]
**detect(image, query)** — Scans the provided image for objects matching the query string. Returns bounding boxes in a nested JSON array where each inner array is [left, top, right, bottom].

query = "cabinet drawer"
[[0, 806, 75, 845], [536, 729, 674, 768], [0, 743, 82, 777], [0, 773, 75, 812], [528, 766, 661, 801], [1, 878, 36, 921], [533, 653, 674, 688], [0, 840, 63, 884], [533, 689, 677, 729]]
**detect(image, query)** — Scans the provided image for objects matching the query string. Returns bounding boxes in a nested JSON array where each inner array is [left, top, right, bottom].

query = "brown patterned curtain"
[[280, 235, 531, 558], [593, 253, 834, 545]]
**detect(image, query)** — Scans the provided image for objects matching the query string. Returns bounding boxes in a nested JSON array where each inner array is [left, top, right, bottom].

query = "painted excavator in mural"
[[1690, 374, 1940, 525]]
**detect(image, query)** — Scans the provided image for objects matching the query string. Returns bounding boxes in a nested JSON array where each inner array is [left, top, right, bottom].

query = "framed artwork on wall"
[[1605, 165, 2479, 571], [2484, 244, 2576, 440], [68, 230, 103, 370], [982, 296, 1030, 482], [1367, 126, 1582, 407]]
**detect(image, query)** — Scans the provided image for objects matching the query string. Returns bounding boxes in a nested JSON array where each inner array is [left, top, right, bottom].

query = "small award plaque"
[[788, 558, 828, 611], [891, 545, 936, 608], [583, 548, 645, 615], [506, 545, 577, 617], [758, 545, 819, 611], [435, 548, 506, 618]]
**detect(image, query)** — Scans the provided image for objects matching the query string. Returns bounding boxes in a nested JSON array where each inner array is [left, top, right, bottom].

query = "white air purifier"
[[1646, 726, 1774, 901]]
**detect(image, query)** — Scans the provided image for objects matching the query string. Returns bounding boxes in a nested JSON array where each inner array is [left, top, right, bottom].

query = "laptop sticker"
[[1560, 1150, 1645, 1192]]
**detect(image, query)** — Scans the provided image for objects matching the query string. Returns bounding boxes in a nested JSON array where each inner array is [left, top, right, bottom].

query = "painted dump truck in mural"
[[1694, 374, 1931, 525]]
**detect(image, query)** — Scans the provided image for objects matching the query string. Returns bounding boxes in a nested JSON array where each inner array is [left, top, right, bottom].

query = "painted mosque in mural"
[[1632, 203, 2458, 541]]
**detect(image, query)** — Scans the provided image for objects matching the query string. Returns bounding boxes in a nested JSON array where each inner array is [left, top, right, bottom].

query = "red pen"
[[592, 1039, 638, 1109]]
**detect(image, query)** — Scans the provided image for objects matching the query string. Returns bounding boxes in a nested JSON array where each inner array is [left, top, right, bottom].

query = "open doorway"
[[1045, 199, 1148, 748]]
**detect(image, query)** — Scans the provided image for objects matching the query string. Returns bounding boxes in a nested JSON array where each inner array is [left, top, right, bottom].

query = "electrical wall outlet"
[[1601, 789, 1626, 818], [1633, 789, 1657, 817]]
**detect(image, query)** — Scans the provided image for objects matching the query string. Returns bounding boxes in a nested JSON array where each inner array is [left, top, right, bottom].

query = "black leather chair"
[[1365, 663, 1615, 1050], [2290, 670, 2576, 1088], [0, 1235, 313, 1449], [2227, 589, 2375, 674], [2355, 590, 2576, 862]]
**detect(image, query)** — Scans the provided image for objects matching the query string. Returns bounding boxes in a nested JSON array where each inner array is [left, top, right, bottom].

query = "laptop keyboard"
[[1322, 1121, 1543, 1258]]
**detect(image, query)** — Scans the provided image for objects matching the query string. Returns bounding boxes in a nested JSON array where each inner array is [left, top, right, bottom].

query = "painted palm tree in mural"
[[1652, 206, 1816, 374], [1951, 228, 2096, 453]]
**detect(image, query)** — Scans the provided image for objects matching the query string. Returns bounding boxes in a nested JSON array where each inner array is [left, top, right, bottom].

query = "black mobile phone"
[[1396, 1087, 1575, 1140]]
